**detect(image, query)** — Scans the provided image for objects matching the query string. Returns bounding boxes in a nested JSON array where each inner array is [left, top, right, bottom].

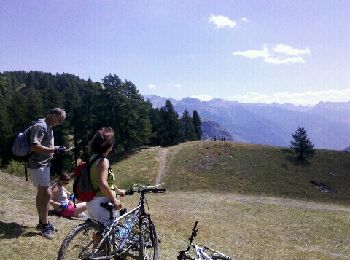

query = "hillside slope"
[[2, 144, 350, 259], [164, 141, 350, 204]]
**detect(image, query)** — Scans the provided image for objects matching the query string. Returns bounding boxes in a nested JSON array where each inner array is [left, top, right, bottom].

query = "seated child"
[[50, 173, 87, 218]]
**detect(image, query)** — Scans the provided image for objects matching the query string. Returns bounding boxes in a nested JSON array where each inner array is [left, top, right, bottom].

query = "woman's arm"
[[49, 200, 62, 208], [50, 185, 64, 209], [114, 187, 126, 196], [97, 158, 122, 210]]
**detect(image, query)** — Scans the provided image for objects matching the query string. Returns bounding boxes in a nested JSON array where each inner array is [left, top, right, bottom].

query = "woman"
[[50, 173, 87, 218], [87, 127, 125, 226]]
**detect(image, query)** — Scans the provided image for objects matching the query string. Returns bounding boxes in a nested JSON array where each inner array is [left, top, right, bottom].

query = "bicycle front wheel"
[[57, 220, 107, 260], [139, 215, 158, 260]]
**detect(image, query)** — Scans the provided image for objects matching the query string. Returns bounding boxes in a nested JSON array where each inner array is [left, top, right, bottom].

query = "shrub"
[[6, 160, 26, 177]]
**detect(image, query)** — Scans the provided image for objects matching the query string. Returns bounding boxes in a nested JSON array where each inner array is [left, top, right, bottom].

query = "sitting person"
[[50, 173, 87, 218], [87, 127, 125, 226]]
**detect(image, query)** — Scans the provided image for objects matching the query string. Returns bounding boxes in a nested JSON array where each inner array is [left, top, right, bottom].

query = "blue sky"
[[1, 0, 350, 105]]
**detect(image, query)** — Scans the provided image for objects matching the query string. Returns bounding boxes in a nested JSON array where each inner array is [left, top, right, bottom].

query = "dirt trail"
[[156, 147, 169, 185]]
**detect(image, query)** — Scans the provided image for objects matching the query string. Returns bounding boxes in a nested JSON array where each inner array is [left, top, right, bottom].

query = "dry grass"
[[2, 141, 350, 259], [1, 171, 350, 259]]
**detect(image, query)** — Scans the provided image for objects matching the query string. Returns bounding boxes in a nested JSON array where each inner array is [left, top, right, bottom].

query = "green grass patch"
[[110, 147, 160, 188], [165, 141, 350, 204]]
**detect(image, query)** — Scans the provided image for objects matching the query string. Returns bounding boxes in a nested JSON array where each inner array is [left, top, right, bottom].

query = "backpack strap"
[[88, 154, 105, 193], [27, 119, 48, 151]]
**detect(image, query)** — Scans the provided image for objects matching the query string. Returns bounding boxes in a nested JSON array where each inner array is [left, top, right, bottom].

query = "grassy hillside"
[[1, 171, 350, 259], [165, 141, 350, 204], [2, 143, 350, 259], [109, 147, 160, 188]]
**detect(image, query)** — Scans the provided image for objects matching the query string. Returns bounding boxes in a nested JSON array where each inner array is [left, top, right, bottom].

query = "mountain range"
[[144, 95, 350, 150]]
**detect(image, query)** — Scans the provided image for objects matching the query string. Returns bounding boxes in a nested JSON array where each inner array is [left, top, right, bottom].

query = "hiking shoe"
[[36, 222, 56, 231], [41, 223, 55, 239]]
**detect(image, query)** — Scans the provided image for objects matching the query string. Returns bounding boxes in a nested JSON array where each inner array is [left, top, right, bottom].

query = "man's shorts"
[[57, 203, 76, 218], [28, 166, 50, 187]]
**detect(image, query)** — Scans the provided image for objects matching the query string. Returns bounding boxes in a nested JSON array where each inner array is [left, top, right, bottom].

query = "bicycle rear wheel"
[[57, 220, 108, 260], [138, 215, 158, 260]]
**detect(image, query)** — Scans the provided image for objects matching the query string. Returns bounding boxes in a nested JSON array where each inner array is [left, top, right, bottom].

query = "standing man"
[[27, 108, 67, 239]]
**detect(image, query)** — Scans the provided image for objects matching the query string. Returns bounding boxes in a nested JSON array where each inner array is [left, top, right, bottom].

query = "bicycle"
[[177, 221, 233, 260], [57, 183, 166, 260]]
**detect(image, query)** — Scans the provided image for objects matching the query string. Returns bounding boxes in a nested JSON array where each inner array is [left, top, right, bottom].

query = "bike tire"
[[138, 215, 158, 260], [57, 220, 107, 260]]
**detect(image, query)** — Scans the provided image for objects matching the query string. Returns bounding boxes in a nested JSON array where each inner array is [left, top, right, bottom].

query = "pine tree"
[[0, 77, 13, 165], [101, 75, 152, 151], [192, 110, 202, 140], [290, 127, 315, 161], [180, 110, 196, 141], [159, 100, 182, 146]]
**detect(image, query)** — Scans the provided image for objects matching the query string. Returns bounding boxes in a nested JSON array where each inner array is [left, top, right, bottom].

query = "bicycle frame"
[[90, 205, 141, 257], [90, 184, 165, 258], [194, 244, 212, 260], [178, 221, 233, 260]]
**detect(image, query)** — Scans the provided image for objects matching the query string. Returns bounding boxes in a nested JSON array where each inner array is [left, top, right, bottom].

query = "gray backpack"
[[12, 119, 47, 157]]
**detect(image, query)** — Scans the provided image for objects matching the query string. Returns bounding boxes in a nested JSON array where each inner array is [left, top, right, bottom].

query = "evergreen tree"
[[192, 110, 202, 140], [0, 77, 12, 164], [180, 110, 196, 141], [149, 106, 162, 146], [101, 75, 152, 151], [0, 71, 184, 168], [290, 127, 315, 161], [158, 100, 182, 146]]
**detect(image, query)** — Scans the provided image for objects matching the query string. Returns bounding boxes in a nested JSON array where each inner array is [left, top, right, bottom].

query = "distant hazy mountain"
[[201, 121, 233, 141], [144, 95, 350, 150]]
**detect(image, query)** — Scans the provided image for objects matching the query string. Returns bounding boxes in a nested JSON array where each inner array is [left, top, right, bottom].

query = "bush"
[[6, 160, 26, 177]]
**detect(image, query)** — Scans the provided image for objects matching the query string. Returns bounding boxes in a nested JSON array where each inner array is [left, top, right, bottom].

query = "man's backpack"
[[12, 119, 47, 157], [73, 155, 104, 202]]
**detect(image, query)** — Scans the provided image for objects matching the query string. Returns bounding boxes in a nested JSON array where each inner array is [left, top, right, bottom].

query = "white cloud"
[[241, 17, 249, 22], [233, 46, 269, 59], [172, 84, 182, 88], [227, 88, 350, 105], [191, 95, 214, 101], [273, 44, 311, 56], [147, 84, 157, 89], [264, 56, 305, 64], [209, 14, 237, 28], [233, 44, 311, 64]]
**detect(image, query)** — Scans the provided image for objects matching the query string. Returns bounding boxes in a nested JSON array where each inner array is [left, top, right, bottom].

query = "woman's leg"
[[73, 202, 87, 217]]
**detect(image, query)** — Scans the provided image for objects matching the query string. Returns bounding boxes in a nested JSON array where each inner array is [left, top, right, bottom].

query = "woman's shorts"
[[87, 197, 119, 227], [57, 203, 76, 218]]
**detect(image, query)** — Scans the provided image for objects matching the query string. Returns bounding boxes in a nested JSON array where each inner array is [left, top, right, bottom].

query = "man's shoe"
[[36, 222, 56, 231], [41, 224, 55, 240]]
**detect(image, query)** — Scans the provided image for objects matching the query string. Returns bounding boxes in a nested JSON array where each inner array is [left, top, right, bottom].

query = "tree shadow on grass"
[[108, 149, 141, 165], [0, 221, 38, 239], [282, 149, 311, 167], [286, 156, 311, 166]]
